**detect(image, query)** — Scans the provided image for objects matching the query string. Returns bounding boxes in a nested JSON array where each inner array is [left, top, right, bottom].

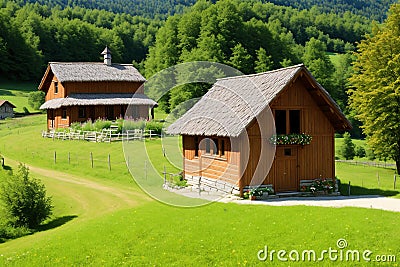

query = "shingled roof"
[[38, 62, 146, 90], [40, 93, 156, 110], [167, 64, 351, 137], [0, 100, 16, 108]]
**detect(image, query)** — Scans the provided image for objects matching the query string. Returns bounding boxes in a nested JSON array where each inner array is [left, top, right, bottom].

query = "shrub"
[[145, 121, 164, 135], [0, 164, 53, 229], [28, 91, 45, 110], [93, 119, 112, 131], [355, 145, 366, 158], [366, 148, 376, 161], [340, 132, 355, 160], [82, 121, 95, 131], [70, 122, 82, 131], [123, 120, 146, 131]]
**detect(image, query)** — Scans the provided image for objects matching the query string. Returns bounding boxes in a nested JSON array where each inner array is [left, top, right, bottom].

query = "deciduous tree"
[[349, 4, 400, 174]]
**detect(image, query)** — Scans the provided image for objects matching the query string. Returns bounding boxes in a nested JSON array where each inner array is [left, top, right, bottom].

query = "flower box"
[[269, 133, 312, 146]]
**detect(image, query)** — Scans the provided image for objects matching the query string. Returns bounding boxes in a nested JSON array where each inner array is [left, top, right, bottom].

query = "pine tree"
[[341, 132, 355, 160]]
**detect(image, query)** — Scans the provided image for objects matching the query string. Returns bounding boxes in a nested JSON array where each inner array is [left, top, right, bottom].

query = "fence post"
[[394, 174, 397, 190], [377, 172, 380, 187], [348, 181, 351, 196], [54, 151, 56, 164], [108, 154, 111, 171], [90, 152, 93, 168]]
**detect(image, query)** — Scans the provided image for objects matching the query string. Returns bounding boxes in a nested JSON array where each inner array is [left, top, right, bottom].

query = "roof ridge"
[[49, 62, 132, 66], [217, 63, 305, 81]]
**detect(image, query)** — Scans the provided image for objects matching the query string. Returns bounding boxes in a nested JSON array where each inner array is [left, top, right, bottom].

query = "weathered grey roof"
[[167, 64, 351, 137], [47, 62, 146, 83], [40, 93, 157, 110], [0, 100, 16, 108]]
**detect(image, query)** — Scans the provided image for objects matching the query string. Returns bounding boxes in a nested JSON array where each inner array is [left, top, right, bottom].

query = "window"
[[275, 110, 286, 134], [194, 137, 199, 157], [289, 110, 300, 134], [221, 139, 225, 156], [61, 108, 67, 119], [275, 109, 301, 134], [54, 82, 58, 94], [78, 107, 86, 119], [212, 138, 219, 155], [284, 148, 292, 156], [205, 138, 210, 154]]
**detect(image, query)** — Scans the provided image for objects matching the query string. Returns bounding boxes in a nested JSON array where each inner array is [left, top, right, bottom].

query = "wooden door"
[[275, 147, 298, 192], [49, 110, 55, 129], [105, 106, 114, 120]]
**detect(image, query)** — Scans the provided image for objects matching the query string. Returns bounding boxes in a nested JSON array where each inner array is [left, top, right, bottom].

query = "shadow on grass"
[[0, 216, 77, 244], [2, 164, 12, 171], [339, 184, 399, 197], [37, 215, 78, 232]]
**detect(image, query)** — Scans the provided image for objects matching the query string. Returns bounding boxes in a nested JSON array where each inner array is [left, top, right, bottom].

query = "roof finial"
[[101, 46, 112, 66]]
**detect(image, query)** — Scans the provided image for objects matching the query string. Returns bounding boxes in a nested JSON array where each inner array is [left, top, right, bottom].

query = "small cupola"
[[101, 46, 112, 66]]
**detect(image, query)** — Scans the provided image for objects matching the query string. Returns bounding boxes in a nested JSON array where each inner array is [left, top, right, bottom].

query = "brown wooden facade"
[[180, 69, 348, 193], [42, 75, 149, 129]]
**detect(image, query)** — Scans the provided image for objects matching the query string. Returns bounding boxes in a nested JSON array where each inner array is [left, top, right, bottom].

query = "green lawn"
[[0, 114, 399, 266], [0, 80, 40, 113]]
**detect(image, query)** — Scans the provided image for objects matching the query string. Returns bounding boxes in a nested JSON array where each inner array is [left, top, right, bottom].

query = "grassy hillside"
[[0, 80, 40, 113], [0, 111, 399, 266]]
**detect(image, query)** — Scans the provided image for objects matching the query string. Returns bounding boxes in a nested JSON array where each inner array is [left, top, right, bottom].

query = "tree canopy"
[[349, 3, 400, 173]]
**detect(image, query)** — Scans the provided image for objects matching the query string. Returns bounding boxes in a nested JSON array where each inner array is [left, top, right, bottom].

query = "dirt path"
[[3, 157, 149, 219], [226, 195, 400, 212]]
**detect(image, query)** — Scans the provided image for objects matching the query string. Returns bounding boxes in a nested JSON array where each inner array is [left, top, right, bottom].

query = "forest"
[[0, 0, 396, 137], [20, 0, 396, 21]]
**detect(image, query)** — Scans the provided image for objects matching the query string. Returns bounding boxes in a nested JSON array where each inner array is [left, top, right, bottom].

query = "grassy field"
[[0, 108, 399, 265], [0, 80, 40, 113]]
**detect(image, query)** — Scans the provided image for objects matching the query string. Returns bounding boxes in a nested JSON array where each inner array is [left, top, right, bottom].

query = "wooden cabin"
[[168, 64, 351, 194], [0, 100, 15, 119], [38, 47, 157, 129]]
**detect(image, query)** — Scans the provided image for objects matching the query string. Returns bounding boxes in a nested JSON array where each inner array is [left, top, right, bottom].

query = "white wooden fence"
[[42, 128, 159, 142]]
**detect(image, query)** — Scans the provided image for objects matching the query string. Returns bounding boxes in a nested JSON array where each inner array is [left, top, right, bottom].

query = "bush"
[[366, 148, 376, 161], [145, 121, 164, 135], [355, 145, 366, 158], [70, 122, 82, 131], [122, 120, 146, 131], [82, 121, 95, 131], [28, 91, 45, 110], [93, 119, 112, 131], [340, 132, 355, 160], [0, 222, 31, 243], [0, 164, 53, 229]]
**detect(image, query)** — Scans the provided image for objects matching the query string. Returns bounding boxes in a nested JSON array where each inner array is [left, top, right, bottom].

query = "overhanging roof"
[[167, 64, 351, 137], [0, 100, 16, 108], [38, 62, 146, 90], [40, 93, 157, 110]]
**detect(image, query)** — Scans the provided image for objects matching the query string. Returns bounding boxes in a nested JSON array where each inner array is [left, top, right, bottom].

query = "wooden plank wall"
[[64, 81, 143, 95], [45, 75, 66, 101], [182, 135, 240, 185]]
